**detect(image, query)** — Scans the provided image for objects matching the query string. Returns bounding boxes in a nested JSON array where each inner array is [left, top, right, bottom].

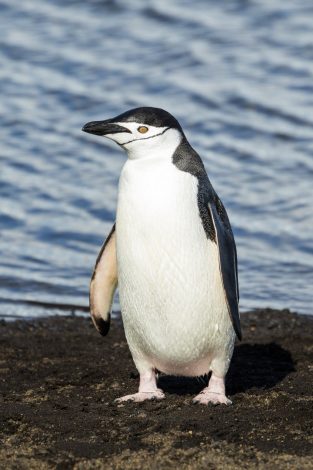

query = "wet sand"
[[0, 308, 312, 469]]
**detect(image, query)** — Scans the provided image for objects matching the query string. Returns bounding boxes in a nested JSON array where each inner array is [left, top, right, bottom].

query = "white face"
[[103, 122, 183, 160]]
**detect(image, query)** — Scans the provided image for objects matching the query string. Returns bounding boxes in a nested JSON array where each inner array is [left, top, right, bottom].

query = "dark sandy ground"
[[0, 308, 312, 469]]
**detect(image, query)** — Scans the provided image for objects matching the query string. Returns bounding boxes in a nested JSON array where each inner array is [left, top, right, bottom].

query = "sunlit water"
[[1, 0, 313, 319]]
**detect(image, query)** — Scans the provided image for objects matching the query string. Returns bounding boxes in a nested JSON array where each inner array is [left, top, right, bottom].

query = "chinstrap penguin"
[[82, 107, 241, 405]]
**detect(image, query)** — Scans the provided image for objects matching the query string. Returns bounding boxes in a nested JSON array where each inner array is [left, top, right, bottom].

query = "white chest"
[[117, 156, 201, 240], [115, 155, 230, 374]]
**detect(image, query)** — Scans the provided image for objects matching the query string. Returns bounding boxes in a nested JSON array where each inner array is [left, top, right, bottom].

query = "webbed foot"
[[115, 368, 165, 403], [193, 389, 232, 406], [115, 389, 165, 403], [193, 372, 231, 406]]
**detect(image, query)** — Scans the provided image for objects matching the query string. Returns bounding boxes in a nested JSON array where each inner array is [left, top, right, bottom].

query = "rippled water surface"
[[1, 0, 313, 318]]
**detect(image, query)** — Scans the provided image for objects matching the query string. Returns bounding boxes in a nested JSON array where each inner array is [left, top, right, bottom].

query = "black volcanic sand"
[[0, 309, 312, 469]]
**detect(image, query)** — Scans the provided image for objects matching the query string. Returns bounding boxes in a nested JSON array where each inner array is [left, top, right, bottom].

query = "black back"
[[173, 138, 242, 340]]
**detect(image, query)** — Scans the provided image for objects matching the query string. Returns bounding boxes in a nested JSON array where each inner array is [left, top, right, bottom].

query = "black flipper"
[[89, 224, 117, 336], [172, 137, 241, 340], [208, 199, 241, 340]]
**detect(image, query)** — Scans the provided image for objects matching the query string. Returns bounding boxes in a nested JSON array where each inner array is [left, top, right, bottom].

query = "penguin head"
[[82, 107, 184, 159]]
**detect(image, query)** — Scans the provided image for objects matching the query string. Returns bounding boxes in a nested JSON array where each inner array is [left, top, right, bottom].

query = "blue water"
[[1, 0, 313, 319]]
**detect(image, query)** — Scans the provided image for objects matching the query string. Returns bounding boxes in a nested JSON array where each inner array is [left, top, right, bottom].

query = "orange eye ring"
[[137, 126, 148, 134]]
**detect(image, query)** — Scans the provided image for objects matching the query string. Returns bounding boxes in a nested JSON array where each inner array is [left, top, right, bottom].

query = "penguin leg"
[[193, 345, 234, 406], [193, 373, 231, 406], [115, 368, 165, 403]]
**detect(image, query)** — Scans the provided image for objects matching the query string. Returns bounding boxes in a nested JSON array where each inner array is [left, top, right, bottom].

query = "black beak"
[[82, 119, 132, 136]]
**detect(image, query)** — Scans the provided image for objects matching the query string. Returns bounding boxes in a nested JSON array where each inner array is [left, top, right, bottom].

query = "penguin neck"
[[124, 128, 183, 162], [172, 135, 208, 180]]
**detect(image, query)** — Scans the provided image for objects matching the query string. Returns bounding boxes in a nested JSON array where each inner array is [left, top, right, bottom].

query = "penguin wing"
[[90, 224, 117, 336], [208, 199, 242, 340]]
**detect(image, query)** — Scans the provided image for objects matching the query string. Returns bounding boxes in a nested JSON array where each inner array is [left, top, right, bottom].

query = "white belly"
[[116, 157, 233, 376]]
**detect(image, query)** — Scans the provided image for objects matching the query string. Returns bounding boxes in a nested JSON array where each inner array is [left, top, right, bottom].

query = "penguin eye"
[[137, 126, 148, 134]]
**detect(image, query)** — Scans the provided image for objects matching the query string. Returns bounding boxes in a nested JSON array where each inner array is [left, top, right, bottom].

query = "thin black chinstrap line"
[[121, 127, 170, 146]]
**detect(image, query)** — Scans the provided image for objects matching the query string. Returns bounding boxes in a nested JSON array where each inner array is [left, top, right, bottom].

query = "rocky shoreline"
[[0, 308, 312, 469]]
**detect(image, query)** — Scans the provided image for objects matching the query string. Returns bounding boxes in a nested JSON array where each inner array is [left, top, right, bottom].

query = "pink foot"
[[115, 389, 165, 403], [114, 368, 165, 404], [193, 390, 232, 405], [193, 373, 232, 406]]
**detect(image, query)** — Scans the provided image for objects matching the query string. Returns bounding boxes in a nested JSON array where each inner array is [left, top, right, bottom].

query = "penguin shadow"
[[227, 342, 295, 395], [154, 343, 295, 396]]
